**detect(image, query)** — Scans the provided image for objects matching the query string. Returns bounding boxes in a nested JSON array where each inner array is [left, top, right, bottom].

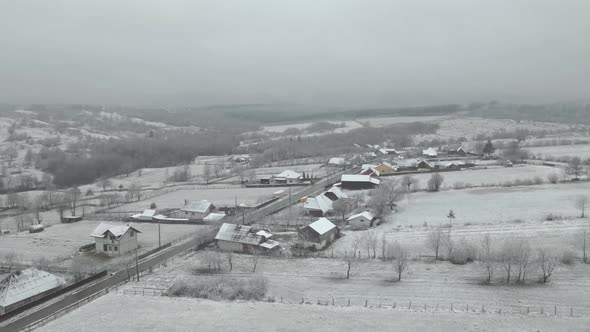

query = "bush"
[[561, 251, 577, 265], [166, 277, 268, 301], [547, 173, 559, 184], [450, 240, 477, 265]]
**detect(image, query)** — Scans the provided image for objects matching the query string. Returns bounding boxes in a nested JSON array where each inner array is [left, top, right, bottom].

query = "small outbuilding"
[[130, 209, 157, 221], [347, 211, 376, 230], [323, 186, 348, 202], [340, 174, 380, 190], [303, 195, 334, 217], [173, 200, 215, 220], [298, 218, 340, 250], [214, 223, 279, 253]]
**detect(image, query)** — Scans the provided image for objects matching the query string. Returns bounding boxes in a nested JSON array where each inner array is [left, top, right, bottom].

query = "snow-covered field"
[[39, 294, 590, 332], [357, 115, 451, 127], [392, 182, 590, 226], [525, 144, 590, 160], [416, 117, 577, 141], [112, 186, 292, 211], [395, 165, 559, 190], [0, 220, 201, 262], [261, 120, 363, 134]]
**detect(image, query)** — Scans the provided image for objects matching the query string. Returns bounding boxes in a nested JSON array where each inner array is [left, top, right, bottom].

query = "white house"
[[173, 200, 215, 220], [347, 211, 376, 230], [91, 223, 141, 256], [422, 147, 438, 158], [0, 268, 66, 315], [270, 170, 302, 185]]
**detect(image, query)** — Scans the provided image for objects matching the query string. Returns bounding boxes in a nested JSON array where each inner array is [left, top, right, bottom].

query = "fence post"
[[451, 303, 453, 311], [301, 297, 304, 304], [467, 304, 469, 312], [541, 307, 544, 314], [571, 308, 573, 317], [348, 299, 350, 307], [527, 307, 529, 314], [365, 299, 368, 307], [481, 305, 484, 312], [554, 306, 557, 315], [393, 302, 396, 308], [408, 301, 412, 309], [332, 298, 334, 306]]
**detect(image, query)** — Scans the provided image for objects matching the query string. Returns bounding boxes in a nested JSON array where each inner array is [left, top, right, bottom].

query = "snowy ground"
[[525, 144, 590, 160], [393, 165, 559, 190], [111, 186, 291, 211], [0, 220, 202, 262], [39, 294, 590, 332]]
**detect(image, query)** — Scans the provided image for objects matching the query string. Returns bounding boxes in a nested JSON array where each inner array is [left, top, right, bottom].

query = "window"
[[103, 244, 107, 251], [114, 246, 118, 251], [130, 230, 134, 237]]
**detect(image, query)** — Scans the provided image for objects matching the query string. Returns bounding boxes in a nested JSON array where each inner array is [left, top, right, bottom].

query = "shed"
[[340, 174, 380, 190], [298, 218, 340, 250], [347, 211, 376, 230], [303, 195, 334, 217]]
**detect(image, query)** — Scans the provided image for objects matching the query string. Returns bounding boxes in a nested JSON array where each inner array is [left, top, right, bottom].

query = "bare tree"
[[575, 195, 588, 218], [427, 226, 443, 260], [515, 239, 532, 283], [32, 196, 44, 224], [214, 163, 224, 179], [363, 230, 379, 259], [226, 252, 233, 272], [203, 163, 212, 184], [128, 183, 141, 202], [350, 235, 361, 258], [567, 157, 584, 180], [392, 243, 409, 281], [582, 229, 588, 264], [251, 247, 263, 272], [500, 239, 519, 284], [479, 234, 496, 284], [537, 249, 558, 283], [427, 173, 444, 192], [368, 195, 388, 220], [401, 175, 417, 192], [345, 257, 353, 279], [98, 177, 112, 191], [4, 252, 16, 272], [379, 180, 404, 210], [66, 186, 81, 215], [332, 199, 350, 223], [235, 165, 247, 184]]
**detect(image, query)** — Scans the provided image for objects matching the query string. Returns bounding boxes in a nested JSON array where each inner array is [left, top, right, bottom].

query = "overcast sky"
[[1, 0, 589, 107]]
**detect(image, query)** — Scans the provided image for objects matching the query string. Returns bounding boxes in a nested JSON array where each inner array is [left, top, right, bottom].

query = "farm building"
[[214, 223, 280, 253], [203, 213, 226, 223], [29, 224, 44, 233], [378, 148, 398, 156], [91, 223, 141, 256], [340, 174, 380, 190], [323, 186, 348, 201], [130, 209, 157, 221], [303, 195, 334, 217], [328, 157, 346, 166], [172, 200, 215, 220], [269, 170, 302, 185], [347, 211, 376, 230], [0, 268, 66, 315], [62, 215, 83, 223], [374, 162, 397, 175], [360, 164, 379, 177], [417, 160, 433, 170], [298, 218, 340, 250], [422, 147, 438, 158]]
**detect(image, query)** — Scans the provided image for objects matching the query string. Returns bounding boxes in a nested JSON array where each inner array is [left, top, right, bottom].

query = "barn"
[[340, 174, 380, 190], [298, 218, 340, 250]]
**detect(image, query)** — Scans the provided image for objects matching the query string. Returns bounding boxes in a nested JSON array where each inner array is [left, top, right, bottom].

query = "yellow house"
[[374, 162, 397, 175]]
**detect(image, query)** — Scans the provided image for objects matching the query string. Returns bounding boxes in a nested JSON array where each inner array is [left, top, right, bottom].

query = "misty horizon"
[[2, 0, 590, 108]]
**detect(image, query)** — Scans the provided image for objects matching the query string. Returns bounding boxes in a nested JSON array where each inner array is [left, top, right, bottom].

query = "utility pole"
[[135, 248, 140, 281], [158, 218, 161, 248], [288, 187, 292, 226]]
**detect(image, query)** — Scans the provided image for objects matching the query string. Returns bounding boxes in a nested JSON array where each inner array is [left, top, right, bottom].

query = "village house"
[[269, 170, 303, 185], [417, 160, 433, 170], [91, 223, 141, 256], [346, 211, 376, 230], [214, 223, 279, 253], [303, 194, 334, 217], [422, 147, 438, 158], [298, 218, 340, 250], [172, 200, 215, 220], [374, 161, 397, 175], [340, 174, 380, 190], [0, 268, 66, 315]]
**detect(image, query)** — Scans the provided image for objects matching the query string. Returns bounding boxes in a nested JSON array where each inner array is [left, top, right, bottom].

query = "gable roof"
[[328, 157, 346, 165], [307, 218, 337, 235], [91, 223, 141, 239], [181, 200, 214, 213], [203, 213, 226, 222], [347, 211, 375, 221], [324, 186, 348, 200], [214, 223, 262, 245], [0, 268, 65, 308], [341, 174, 380, 185], [422, 147, 438, 157], [274, 170, 302, 179], [303, 195, 333, 214]]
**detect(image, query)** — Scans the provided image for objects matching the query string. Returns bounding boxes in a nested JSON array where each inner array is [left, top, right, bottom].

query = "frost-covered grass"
[[525, 144, 590, 160], [38, 293, 590, 332], [399, 165, 558, 190]]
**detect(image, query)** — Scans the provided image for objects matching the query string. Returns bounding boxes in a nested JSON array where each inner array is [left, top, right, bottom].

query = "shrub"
[[561, 251, 577, 265], [450, 240, 477, 265], [166, 277, 268, 301], [547, 173, 559, 184]]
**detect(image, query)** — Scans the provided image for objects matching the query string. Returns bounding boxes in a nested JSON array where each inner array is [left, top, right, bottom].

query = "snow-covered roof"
[[90, 223, 140, 239], [304, 195, 334, 214], [181, 200, 214, 213], [256, 230, 273, 239], [215, 223, 261, 245], [203, 213, 226, 222], [324, 186, 348, 200], [0, 268, 65, 308], [328, 157, 346, 165], [378, 148, 398, 155], [141, 209, 156, 217], [396, 158, 419, 168], [422, 147, 438, 157], [347, 211, 375, 221], [378, 161, 397, 170], [308, 218, 337, 235], [341, 174, 380, 185], [259, 239, 280, 250], [153, 215, 189, 222], [274, 170, 302, 179]]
